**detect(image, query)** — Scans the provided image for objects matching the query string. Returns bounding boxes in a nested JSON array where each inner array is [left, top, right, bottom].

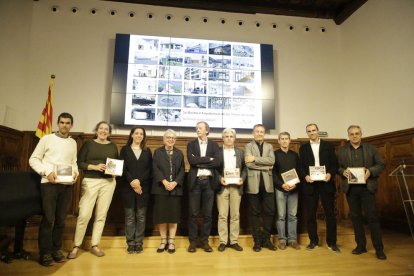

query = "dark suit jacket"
[[215, 147, 247, 194], [186, 138, 220, 191], [337, 142, 385, 193], [119, 145, 153, 197], [152, 146, 185, 196], [299, 140, 338, 195]]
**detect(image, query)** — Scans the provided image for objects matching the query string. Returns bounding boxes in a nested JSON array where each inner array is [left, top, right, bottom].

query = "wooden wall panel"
[[363, 128, 414, 231], [2, 125, 412, 234], [0, 126, 24, 171]]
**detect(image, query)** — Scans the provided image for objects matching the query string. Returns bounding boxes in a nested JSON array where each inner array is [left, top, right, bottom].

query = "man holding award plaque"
[[299, 123, 339, 253], [245, 124, 276, 252], [337, 125, 386, 260], [215, 128, 247, 252], [273, 132, 302, 250], [29, 113, 79, 266]]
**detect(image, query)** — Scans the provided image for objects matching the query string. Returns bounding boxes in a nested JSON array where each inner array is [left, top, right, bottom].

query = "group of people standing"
[[29, 113, 386, 267]]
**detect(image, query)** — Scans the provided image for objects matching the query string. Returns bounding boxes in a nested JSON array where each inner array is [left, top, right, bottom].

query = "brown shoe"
[[67, 246, 79, 259], [278, 241, 287, 250], [90, 246, 105, 257], [289, 241, 301, 250]]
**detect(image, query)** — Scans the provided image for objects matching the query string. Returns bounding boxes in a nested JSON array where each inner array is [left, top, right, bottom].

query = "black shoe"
[[262, 241, 277, 251], [218, 243, 226, 252], [51, 250, 66, 263], [352, 247, 367, 255], [203, 242, 213, 252], [253, 242, 262, 252], [157, 239, 167, 253], [376, 250, 387, 260], [167, 238, 176, 254], [167, 242, 176, 254], [39, 254, 54, 266], [127, 245, 135, 254], [229, 243, 243, 251], [328, 244, 341, 253], [13, 250, 31, 260], [188, 242, 197, 253], [135, 244, 143, 254], [306, 243, 319, 251]]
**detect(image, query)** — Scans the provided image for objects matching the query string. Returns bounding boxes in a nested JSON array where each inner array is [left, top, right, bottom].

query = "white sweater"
[[29, 133, 79, 184]]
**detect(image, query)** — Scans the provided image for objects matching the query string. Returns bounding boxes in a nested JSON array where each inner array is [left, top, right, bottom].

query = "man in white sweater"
[[29, 112, 79, 266]]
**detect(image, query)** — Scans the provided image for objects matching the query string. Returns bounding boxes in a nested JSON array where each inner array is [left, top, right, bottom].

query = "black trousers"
[[304, 182, 337, 246], [39, 184, 72, 256], [188, 178, 214, 243], [247, 181, 275, 243], [347, 185, 383, 251]]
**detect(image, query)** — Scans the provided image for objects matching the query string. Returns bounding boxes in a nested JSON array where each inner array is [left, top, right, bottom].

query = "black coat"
[[299, 140, 338, 194], [152, 146, 185, 196], [119, 145, 152, 197], [186, 138, 220, 191]]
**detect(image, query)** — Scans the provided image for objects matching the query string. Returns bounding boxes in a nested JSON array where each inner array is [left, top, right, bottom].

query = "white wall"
[[340, 0, 414, 137], [1, 0, 412, 139]]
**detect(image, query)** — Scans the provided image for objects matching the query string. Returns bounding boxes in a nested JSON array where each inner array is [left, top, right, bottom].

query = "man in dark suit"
[[299, 123, 340, 252], [215, 128, 247, 252], [187, 121, 220, 252], [337, 125, 386, 260], [245, 124, 276, 252]]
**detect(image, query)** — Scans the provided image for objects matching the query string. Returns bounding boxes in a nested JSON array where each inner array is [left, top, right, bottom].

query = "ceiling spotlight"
[[165, 14, 173, 20], [71, 7, 78, 13], [128, 11, 135, 18], [238, 20, 244, 26], [110, 10, 117, 16], [288, 25, 294, 30], [220, 18, 226, 24], [202, 17, 208, 23], [147, 13, 153, 19], [321, 27, 326, 33], [184, 16, 190, 22], [90, 8, 97, 15], [272, 23, 277, 29], [255, 22, 261, 27], [304, 26, 310, 32], [51, 6, 59, 12]]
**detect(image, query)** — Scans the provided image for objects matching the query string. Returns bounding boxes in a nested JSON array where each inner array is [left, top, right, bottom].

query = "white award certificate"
[[105, 158, 124, 176], [309, 166, 326, 181], [348, 167, 366, 184], [281, 169, 300, 186], [54, 164, 73, 184], [224, 168, 240, 184]]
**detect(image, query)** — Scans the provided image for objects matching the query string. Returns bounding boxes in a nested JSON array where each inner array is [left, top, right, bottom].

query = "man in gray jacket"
[[245, 124, 276, 252], [337, 125, 386, 260]]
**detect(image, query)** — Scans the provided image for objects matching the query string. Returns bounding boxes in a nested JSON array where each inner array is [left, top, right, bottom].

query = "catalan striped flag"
[[35, 77, 54, 138]]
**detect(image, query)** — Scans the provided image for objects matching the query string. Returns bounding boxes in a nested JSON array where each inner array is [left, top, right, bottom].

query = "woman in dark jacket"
[[152, 129, 185, 254], [120, 127, 152, 254]]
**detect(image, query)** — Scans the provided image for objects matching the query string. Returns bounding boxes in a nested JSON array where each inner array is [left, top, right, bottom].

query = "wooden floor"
[[1, 221, 414, 276]]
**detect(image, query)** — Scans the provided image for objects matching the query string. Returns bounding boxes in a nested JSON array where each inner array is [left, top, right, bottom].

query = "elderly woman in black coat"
[[152, 129, 185, 254]]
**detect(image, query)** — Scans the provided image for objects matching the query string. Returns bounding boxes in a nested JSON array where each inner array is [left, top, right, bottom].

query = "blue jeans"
[[275, 189, 298, 242], [122, 192, 148, 246]]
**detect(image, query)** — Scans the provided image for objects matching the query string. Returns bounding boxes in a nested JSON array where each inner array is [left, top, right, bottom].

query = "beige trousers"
[[73, 177, 116, 247], [216, 186, 242, 245]]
